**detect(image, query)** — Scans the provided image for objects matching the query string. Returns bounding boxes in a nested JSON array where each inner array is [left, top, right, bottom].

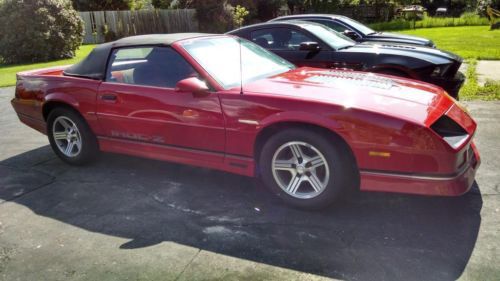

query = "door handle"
[[101, 94, 117, 101]]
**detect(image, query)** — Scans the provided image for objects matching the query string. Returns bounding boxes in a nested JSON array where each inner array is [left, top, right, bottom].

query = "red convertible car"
[[11, 34, 480, 209]]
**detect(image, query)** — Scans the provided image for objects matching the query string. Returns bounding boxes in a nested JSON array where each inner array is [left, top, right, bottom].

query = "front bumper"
[[428, 71, 465, 99], [359, 142, 480, 196]]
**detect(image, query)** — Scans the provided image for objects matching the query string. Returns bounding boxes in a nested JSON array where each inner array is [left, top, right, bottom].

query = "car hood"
[[365, 32, 433, 47], [245, 68, 455, 125], [341, 42, 462, 65]]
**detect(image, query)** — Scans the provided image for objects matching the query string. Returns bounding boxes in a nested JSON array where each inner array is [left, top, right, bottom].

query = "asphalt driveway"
[[0, 87, 499, 281]]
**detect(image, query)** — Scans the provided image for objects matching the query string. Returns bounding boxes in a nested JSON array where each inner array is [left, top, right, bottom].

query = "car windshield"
[[340, 17, 376, 35], [180, 37, 295, 89], [301, 23, 356, 50]]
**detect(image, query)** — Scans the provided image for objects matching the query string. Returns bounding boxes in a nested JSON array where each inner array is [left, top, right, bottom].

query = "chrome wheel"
[[52, 116, 82, 157], [271, 141, 330, 199]]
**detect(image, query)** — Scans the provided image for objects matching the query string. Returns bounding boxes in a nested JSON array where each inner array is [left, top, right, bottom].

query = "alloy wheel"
[[271, 141, 330, 199], [52, 116, 82, 157]]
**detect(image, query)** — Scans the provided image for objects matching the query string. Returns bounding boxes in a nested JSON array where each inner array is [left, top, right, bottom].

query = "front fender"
[[258, 110, 342, 132], [254, 110, 353, 158]]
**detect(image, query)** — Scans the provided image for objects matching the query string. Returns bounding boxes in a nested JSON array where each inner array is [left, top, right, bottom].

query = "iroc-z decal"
[[111, 131, 165, 144]]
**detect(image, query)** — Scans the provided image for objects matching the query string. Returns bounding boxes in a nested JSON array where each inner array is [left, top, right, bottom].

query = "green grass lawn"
[[397, 26, 500, 100], [459, 60, 500, 101], [0, 45, 95, 87], [398, 26, 500, 60]]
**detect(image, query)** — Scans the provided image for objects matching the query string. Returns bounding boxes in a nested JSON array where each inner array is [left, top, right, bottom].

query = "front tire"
[[259, 128, 357, 210], [47, 107, 99, 165]]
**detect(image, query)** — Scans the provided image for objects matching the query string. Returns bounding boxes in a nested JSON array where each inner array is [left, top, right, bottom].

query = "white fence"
[[79, 9, 199, 44]]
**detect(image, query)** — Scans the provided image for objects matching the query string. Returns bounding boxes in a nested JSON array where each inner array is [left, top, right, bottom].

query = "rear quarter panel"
[[12, 69, 101, 135]]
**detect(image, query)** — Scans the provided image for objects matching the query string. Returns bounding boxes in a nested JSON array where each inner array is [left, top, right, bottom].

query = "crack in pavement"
[[31, 156, 58, 167], [0, 163, 58, 205], [174, 248, 201, 281], [479, 193, 500, 196], [0, 163, 60, 181], [0, 178, 57, 206]]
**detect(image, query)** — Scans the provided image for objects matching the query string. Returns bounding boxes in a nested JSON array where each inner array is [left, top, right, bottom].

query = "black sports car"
[[227, 21, 464, 98], [270, 14, 435, 48]]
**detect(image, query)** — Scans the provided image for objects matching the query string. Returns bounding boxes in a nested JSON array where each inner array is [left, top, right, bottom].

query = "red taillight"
[[15, 76, 23, 98], [14, 86, 20, 99]]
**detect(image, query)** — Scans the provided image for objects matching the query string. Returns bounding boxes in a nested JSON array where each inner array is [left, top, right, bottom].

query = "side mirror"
[[299, 41, 321, 52], [175, 77, 209, 95], [343, 30, 359, 40]]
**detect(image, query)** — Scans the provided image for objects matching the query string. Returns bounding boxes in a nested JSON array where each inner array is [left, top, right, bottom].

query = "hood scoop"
[[379, 44, 417, 50], [303, 70, 396, 90], [360, 42, 418, 50]]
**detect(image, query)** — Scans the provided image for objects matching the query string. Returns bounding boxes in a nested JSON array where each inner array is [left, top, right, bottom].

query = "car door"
[[96, 46, 226, 161], [249, 27, 333, 68]]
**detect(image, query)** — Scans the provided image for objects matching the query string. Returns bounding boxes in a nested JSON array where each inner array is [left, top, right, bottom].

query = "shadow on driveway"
[[0, 146, 483, 281]]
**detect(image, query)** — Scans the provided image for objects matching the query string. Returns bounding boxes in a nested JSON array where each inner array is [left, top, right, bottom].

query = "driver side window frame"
[[104, 46, 199, 89], [332, 19, 362, 38]]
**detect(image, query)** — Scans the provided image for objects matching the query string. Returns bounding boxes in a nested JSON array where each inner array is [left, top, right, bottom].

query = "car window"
[[114, 47, 153, 60], [300, 23, 355, 50], [339, 17, 375, 35], [308, 19, 347, 33], [250, 28, 316, 51], [180, 37, 294, 90], [106, 46, 197, 88]]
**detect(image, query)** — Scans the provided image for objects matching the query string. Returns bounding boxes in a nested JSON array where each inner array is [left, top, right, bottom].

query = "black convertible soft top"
[[63, 33, 215, 80]]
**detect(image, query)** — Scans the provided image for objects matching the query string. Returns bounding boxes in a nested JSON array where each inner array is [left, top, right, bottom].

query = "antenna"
[[239, 37, 244, 95]]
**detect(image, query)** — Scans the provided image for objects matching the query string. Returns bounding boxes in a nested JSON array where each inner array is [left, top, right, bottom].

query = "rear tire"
[[47, 107, 99, 165], [259, 128, 358, 210]]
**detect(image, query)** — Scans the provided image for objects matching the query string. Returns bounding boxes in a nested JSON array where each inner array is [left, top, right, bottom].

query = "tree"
[[287, 0, 306, 13], [173, 0, 194, 8], [131, 0, 152, 9], [229, 0, 285, 21], [72, 0, 153, 11], [229, 0, 258, 20], [0, 0, 84, 64], [152, 0, 172, 9], [72, 0, 133, 11], [233, 5, 250, 27], [256, 0, 285, 20], [174, 0, 230, 32]]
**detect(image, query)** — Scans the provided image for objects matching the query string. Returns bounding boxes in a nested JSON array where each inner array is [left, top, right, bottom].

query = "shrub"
[[0, 0, 84, 64], [460, 60, 500, 101], [477, 0, 493, 16], [71, 0, 133, 11], [369, 13, 490, 31], [192, 0, 231, 32], [369, 19, 413, 31], [233, 5, 250, 28], [152, 0, 172, 9]]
